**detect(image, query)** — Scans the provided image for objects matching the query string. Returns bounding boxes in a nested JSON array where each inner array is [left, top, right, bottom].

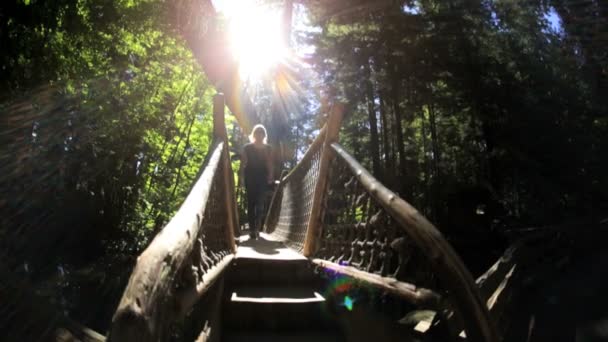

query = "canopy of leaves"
[[1, 0, 215, 330], [304, 0, 607, 237]]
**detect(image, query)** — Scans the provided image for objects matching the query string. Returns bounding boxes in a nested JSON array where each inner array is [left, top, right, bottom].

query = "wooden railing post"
[[213, 93, 228, 140], [303, 104, 344, 256], [213, 93, 237, 252]]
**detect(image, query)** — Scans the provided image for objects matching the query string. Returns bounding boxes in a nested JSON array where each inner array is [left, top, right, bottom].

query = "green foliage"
[[0, 0, 215, 330], [305, 0, 607, 230]]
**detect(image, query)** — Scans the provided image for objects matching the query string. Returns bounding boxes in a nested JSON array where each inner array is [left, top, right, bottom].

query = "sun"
[[216, 1, 288, 81]]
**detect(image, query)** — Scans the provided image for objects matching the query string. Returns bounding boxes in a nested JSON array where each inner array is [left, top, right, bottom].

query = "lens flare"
[[217, 1, 287, 81], [318, 269, 360, 318], [343, 295, 354, 311]]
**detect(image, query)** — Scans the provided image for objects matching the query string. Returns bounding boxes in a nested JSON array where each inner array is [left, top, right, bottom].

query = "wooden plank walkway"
[[223, 233, 343, 341], [235, 233, 307, 261]]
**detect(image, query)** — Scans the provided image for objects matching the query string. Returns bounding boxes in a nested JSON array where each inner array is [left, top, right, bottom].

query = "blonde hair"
[[249, 124, 268, 144]]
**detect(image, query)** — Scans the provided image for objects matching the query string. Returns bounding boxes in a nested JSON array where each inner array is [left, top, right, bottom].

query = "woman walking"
[[241, 124, 274, 239]]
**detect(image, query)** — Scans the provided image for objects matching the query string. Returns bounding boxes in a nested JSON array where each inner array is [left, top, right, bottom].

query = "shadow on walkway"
[[237, 234, 284, 256]]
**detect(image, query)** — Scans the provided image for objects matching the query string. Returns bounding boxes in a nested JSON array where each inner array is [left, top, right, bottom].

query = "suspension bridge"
[[2, 89, 589, 342], [100, 93, 572, 342]]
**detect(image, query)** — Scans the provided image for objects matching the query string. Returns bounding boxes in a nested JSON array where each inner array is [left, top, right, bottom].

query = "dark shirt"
[[243, 143, 271, 187]]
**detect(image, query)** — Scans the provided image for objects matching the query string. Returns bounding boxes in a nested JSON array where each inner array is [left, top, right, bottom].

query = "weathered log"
[[312, 259, 441, 308], [213, 94, 237, 253], [175, 254, 233, 318], [330, 142, 498, 342], [474, 233, 572, 339], [108, 142, 230, 342]]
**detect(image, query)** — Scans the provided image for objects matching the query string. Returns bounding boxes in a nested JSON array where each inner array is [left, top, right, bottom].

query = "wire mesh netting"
[[312, 143, 501, 341], [310, 147, 477, 339], [264, 131, 325, 252]]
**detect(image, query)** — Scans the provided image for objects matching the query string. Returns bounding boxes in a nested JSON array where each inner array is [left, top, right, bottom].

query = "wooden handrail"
[[312, 259, 441, 308], [108, 142, 229, 341], [109, 94, 239, 341], [330, 142, 498, 342], [214, 93, 238, 252]]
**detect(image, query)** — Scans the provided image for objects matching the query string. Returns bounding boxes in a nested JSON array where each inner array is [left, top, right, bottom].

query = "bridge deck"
[[235, 233, 306, 261], [225, 233, 341, 341]]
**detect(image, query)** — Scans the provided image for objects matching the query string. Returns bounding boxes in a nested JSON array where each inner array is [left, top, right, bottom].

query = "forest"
[[1, 0, 607, 338]]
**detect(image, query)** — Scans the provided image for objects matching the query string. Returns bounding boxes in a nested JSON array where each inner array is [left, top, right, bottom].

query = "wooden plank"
[[230, 291, 325, 304], [312, 259, 441, 308], [235, 233, 307, 261]]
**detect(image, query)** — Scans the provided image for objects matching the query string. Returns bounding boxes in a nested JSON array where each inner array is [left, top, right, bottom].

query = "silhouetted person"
[[241, 124, 273, 239]]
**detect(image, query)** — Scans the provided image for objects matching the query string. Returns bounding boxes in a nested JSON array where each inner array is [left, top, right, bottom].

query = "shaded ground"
[[511, 249, 608, 342]]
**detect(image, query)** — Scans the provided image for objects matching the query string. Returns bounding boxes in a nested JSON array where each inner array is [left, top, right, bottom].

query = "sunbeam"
[[216, 0, 288, 81]]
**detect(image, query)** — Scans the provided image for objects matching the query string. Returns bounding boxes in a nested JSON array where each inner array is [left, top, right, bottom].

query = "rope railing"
[[108, 97, 498, 341], [263, 127, 326, 251], [264, 104, 498, 342], [108, 94, 237, 342], [313, 143, 498, 342]]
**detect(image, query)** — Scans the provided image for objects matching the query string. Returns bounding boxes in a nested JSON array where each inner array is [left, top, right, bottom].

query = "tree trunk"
[[145, 76, 194, 193], [390, 64, 407, 187], [170, 114, 197, 199], [428, 103, 440, 177], [419, 109, 431, 216], [427, 102, 441, 221], [364, 61, 382, 179], [379, 91, 393, 187]]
